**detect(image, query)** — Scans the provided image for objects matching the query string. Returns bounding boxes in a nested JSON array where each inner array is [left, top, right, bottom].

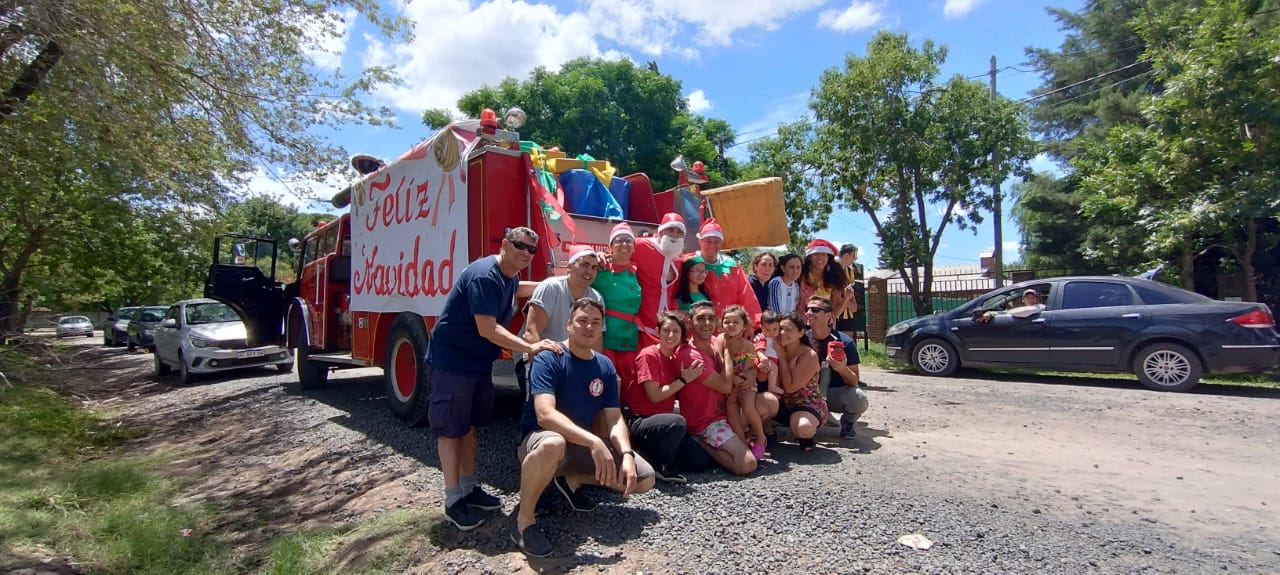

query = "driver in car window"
[[977, 289, 1045, 323]]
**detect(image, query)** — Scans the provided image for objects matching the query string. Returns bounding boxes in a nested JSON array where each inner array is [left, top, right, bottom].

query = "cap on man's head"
[[1023, 289, 1038, 297], [567, 246, 598, 265]]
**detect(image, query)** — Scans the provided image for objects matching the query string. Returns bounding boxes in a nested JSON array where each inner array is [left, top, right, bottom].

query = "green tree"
[[221, 196, 329, 281], [448, 58, 735, 190], [0, 0, 409, 333], [751, 32, 1033, 314], [1076, 0, 1280, 301]]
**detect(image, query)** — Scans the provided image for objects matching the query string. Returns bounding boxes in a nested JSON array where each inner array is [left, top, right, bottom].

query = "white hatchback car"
[[152, 298, 293, 384]]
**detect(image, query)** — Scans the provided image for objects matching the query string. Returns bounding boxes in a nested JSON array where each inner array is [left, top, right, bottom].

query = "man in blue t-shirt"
[[804, 295, 870, 440], [512, 298, 655, 557], [425, 226, 562, 532]]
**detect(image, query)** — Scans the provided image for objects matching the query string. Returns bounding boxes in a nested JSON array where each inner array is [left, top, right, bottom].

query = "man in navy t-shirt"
[[512, 298, 655, 557], [804, 295, 870, 440], [425, 226, 562, 532]]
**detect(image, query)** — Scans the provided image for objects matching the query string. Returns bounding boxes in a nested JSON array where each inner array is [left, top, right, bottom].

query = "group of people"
[[422, 214, 872, 557]]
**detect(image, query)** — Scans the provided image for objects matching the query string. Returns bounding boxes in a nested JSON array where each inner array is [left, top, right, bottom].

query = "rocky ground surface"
[[44, 337, 1280, 573]]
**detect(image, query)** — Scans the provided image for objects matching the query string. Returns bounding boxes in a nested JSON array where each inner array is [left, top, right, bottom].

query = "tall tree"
[[0, 0, 409, 333], [751, 32, 1033, 314], [1076, 0, 1280, 301]]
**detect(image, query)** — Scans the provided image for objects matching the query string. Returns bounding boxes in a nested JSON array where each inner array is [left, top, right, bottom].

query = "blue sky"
[[263, 0, 1084, 270]]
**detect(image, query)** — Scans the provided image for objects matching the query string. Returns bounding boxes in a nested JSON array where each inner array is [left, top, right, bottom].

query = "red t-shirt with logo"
[[675, 341, 726, 434], [628, 344, 679, 417]]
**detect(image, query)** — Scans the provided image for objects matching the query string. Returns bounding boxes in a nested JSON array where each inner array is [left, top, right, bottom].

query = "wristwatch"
[[621, 450, 636, 458], [673, 377, 686, 386]]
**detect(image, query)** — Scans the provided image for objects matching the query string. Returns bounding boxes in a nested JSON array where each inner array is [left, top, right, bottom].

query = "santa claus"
[[632, 213, 687, 347], [693, 218, 762, 327]]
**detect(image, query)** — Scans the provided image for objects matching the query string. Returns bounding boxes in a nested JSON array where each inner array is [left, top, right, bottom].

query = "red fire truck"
[[205, 111, 706, 424]]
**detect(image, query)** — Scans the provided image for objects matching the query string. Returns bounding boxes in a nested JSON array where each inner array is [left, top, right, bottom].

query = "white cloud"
[[1002, 240, 1021, 251], [301, 8, 359, 70], [235, 167, 350, 213], [818, 1, 884, 33], [364, 0, 606, 113], [942, 0, 982, 18], [687, 89, 712, 112], [586, 0, 828, 54]]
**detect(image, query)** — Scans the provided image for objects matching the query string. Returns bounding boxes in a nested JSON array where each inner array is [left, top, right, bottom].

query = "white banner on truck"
[[349, 122, 478, 315]]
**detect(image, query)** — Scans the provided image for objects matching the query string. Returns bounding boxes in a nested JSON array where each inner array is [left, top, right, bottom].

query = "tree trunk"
[[1240, 218, 1258, 302], [15, 292, 33, 333], [0, 230, 44, 335], [1180, 243, 1195, 291], [0, 39, 63, 121]]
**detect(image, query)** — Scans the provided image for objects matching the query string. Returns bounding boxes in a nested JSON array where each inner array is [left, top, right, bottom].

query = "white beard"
[[658, 236, 683, 259]]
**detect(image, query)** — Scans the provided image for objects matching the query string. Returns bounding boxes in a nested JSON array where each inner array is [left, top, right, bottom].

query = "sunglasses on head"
[[508, 239, 537, 255], [806, 306, 831, 313]]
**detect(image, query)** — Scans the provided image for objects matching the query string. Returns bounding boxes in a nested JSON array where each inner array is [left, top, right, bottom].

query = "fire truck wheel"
[[296, 342, 330, 389], [385, 313, 431, 426]]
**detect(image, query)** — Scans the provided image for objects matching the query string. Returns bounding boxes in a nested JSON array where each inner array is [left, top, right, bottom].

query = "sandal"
[[749, 438, 766, 460], [799, 437, 816, 452]]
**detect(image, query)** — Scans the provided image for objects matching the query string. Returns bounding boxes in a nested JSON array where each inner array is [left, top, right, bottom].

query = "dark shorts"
[[836, 318, 860, 333], [428, 366, 496, 439]]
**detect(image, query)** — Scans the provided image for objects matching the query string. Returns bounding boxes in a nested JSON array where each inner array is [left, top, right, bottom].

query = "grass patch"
[[0, 348, 244, 574], [851, 340, 909, 371], [264, 510, 438, 575]]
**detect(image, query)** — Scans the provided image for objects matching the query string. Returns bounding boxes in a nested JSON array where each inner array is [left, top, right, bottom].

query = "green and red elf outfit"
[[592, 222, 644, 394]]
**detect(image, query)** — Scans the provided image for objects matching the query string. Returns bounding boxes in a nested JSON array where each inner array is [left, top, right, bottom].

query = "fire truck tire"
[[385, 313, 431, 426], [296, 342, 330, 389]]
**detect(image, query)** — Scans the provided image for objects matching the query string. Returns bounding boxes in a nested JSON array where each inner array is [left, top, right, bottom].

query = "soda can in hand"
[[828, 340, 846, 363]]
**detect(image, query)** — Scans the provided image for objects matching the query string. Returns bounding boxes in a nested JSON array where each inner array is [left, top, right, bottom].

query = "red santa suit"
[[695, 218, 763, 327], [633, 213, 686, 347]]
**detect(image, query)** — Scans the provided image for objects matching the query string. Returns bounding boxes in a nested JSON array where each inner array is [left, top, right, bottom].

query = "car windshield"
[[116, 307, 138, 318], [59, 316, 90, 324], [137, 308, 166, 322], [184, 302, 241, 325]]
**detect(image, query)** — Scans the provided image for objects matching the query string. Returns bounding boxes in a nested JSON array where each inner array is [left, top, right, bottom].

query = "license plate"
[[237, 349, 267, 359]]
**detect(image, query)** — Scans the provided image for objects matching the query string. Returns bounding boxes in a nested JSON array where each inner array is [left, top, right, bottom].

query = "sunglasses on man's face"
[[806, 306, 831, 314], [508, 239, 538, 255]]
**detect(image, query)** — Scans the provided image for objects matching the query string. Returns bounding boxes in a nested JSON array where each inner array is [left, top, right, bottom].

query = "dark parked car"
[[883, 277, 1280, 392], [105, 306, 140, 347], [126, 306, 168, 351]]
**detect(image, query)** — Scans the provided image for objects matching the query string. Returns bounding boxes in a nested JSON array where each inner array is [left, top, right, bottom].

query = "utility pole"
[[989, 55, 1004, 288]]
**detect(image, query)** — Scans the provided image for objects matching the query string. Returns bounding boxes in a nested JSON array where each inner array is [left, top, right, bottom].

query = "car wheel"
[[384, 312, 431, 426], [178, 352, 196, 385], [1133, 342, 1202, 392], [153, 350, 171, 378], [911, 338, 960, 377]]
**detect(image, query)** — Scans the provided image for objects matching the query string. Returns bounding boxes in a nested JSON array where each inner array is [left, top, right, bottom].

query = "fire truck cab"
[[206, 112, 704, 425]]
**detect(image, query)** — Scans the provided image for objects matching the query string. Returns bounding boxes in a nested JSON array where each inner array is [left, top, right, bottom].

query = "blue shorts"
[[427, 366, 496, 439]]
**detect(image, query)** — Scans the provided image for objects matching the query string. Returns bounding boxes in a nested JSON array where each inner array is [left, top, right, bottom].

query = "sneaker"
[[511, 522, 554, 558], [799, 437, 816, 452], [749, 439, 766, 461], [654, 465, 688, 484], [444, 499, 484, 531], [857, 379, 868, 388], [464, 486, 502, 510], [552, 476, 597, 512], [839, 418, 858, 439]]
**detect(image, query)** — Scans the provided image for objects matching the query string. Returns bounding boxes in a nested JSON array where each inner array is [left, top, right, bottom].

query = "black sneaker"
[[799, 437, 817, 452], [444, 499, 484, 531], [839, 417, 858, 439], [464, 486, 502, 510], [511, 522, 554, 558], [654, 465, 688, 484], [552, 476, 597, 512]]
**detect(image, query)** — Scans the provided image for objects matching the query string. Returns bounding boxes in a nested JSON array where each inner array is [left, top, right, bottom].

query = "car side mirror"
[[161, 319, 177, 328]]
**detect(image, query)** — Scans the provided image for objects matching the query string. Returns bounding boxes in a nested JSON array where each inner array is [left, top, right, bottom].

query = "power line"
[[1020, 59, 1151, 103], [1039, 69, 1156, 108]]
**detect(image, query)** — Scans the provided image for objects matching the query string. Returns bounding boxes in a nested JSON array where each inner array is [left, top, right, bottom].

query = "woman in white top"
[[767, 253, 803, 315]]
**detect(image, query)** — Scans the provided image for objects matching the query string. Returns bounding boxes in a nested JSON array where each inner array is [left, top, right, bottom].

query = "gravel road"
[[62, 337, 1280, 574]]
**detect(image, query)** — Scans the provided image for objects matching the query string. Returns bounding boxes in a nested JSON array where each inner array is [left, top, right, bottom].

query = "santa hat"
[[567, 246, 598, 265], [805, 239, 837, 257], [697, 218, 724, 240], [609, 222, 635, 243], [657, 213, 685, 234]]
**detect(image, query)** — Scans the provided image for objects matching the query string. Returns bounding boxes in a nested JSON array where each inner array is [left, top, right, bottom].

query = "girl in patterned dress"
[[715, 305, 765, 458], [775, 312, 828, 452]]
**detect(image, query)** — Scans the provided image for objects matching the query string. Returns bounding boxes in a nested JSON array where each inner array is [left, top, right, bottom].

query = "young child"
[[754, 310, 783, 396], [676, 257, 711, 311], [715, 305, 765, 459]]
